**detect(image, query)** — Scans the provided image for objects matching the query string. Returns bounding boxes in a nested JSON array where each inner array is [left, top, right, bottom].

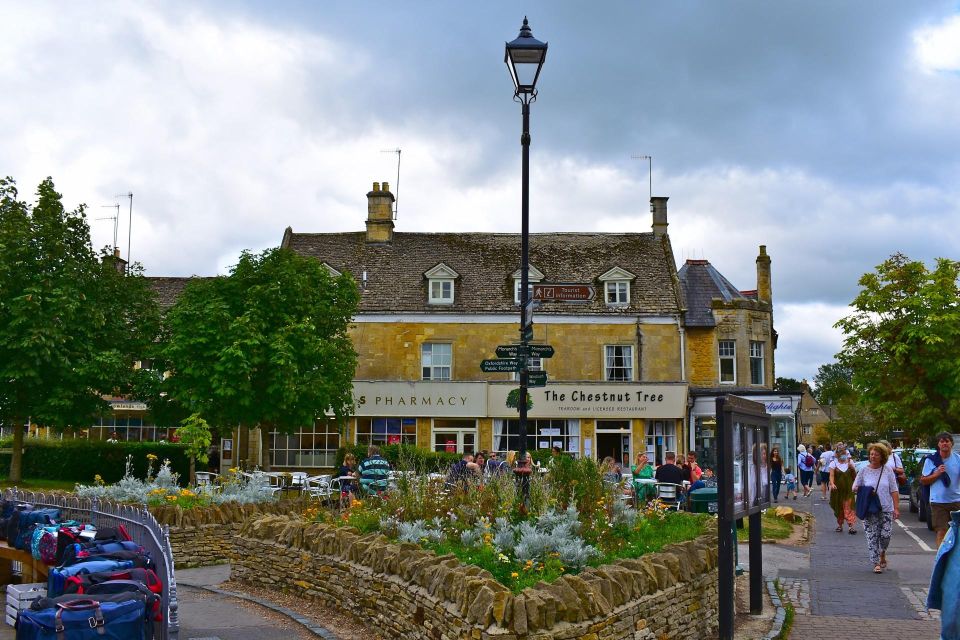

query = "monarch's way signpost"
[[716, 395, 772, 640]]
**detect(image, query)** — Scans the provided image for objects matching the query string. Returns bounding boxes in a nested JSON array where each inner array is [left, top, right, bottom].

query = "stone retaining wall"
[[153, 500, 307, 568], [232, 515, 719, 640]]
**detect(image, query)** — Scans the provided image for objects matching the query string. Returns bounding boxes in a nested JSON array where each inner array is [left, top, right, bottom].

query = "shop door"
[[596, 433, 631, 468]]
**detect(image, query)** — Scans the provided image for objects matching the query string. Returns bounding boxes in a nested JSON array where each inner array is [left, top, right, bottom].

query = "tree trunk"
[[188, 455, 196, 486], [259, 424, 272, 472], [8, 420, 25, 483]]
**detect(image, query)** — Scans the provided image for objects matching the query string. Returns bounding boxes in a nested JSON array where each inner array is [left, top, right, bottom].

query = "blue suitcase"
[[16, 598, 145, 640]]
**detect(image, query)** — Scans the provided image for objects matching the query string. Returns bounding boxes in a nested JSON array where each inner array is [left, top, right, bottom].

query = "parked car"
[[901, 448, 936, 529]]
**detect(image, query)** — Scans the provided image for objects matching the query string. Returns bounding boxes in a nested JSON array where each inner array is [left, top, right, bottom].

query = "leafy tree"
[[0, 177, 160, 481], [774, 376, 804, 392], [177, 413, 213, 484], [159, 247, 360, 470], [812, 362, 855, 407], [834, 253, 960, 440]]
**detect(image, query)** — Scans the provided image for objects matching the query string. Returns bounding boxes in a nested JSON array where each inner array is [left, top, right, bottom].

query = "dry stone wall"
[[232, 515, 719, 640]]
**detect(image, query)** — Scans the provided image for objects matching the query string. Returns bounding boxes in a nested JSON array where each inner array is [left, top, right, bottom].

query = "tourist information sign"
[[532, 283, 596, 302], [481, 359, 522, 373]]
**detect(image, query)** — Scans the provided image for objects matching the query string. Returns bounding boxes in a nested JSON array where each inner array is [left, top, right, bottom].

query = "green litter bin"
[[689, 487, 718, 514]]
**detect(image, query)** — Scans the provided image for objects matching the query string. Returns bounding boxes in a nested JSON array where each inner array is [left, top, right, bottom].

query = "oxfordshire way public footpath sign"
[[480, 359, 522, 373]]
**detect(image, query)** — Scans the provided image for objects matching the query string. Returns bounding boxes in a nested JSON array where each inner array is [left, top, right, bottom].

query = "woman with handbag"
[[828, 448, 857, 534], [852, 443, 900, 573]]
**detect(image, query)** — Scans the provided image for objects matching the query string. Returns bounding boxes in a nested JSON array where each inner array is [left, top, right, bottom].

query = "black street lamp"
[[505, 17, 547, 465]]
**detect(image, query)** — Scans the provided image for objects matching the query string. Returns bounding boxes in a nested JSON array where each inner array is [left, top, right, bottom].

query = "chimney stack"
[[651, 196, 669, 238], [756, 245, 772, 304], [365, 181, 395, 243]]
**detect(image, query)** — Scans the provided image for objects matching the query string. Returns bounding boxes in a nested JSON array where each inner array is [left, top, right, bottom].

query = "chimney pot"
[[382, 182, 390, 192], [366, 179, 396, 243], [372, 181, 380, 192]]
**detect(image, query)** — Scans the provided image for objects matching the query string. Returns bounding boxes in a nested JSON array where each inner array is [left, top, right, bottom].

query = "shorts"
[[930, 501, 960, 531], [820, 471, 831, 484], [786, 482, 797, 491]]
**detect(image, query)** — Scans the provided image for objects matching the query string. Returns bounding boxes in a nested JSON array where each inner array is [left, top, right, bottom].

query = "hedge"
[[0, 438, 190, 485]]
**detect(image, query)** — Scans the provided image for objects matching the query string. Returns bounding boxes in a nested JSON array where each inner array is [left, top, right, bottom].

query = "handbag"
[[855, 465, 884, 520]]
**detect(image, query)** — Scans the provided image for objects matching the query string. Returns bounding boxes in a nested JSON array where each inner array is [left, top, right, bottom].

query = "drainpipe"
[[676, 316, 686, 381]]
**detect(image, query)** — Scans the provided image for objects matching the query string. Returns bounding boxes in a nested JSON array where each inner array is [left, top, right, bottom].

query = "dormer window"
[[321, 263, 342, 278], [425, 263, 458, 305], [598, 267, 635, 306], [512, 265, 544, 304]]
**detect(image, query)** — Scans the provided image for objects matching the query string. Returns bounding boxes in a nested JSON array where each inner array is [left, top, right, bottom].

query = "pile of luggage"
[[1, 500, 164, 639]]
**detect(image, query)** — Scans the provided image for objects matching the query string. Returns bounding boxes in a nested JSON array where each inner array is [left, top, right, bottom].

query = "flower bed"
[[317, 455, 710, 593]]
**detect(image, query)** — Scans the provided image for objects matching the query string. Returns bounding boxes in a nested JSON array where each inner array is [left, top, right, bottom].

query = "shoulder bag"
[[855, 465, 884, 520]]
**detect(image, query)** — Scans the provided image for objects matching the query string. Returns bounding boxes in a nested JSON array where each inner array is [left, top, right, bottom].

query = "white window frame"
[[511, 265, 544, 305], [719, 340, 736, 384], [645, 420, 677, 466], [431, 419, 478, 454], [493, 418, 580, 458], [598, 267, 635, 308], [749, 341, 764, 385], [421, 342, 452, 380], [511, 356, 543, 381], [270, 420, 341, 468], [429, 279, 454, 304], [425, 263, 458, 306], [604, 345, 634, 381], [355, 417, 417, 446], [605, 281, 629, 305]]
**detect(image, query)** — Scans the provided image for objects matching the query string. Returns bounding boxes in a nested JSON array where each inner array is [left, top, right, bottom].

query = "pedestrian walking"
[[828, 449, 857, 534], [920, 431, 960, 547], [770, 446, 783, 503], [818, 443, 836, 499], [797, 444, 815, 497], [852, 443, 900, 573]]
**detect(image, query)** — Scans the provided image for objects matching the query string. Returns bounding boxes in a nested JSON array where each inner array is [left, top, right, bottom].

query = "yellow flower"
[[228, 467, 238, 474], [146, 453, 158, 461], [93, 474, 104, 484], [180, 489, 195, 497], [510, 572, 519, 579], [165, 495, 177, 501]]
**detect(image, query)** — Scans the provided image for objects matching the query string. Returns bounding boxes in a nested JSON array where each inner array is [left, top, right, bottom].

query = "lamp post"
[[505, 17, 547, 464]]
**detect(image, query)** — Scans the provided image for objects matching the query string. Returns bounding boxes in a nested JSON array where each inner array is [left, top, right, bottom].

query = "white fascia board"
[[352, 314, 677, 325]]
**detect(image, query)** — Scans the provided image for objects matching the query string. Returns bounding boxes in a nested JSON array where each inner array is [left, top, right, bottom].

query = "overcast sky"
[[3, 1, 959, 383]]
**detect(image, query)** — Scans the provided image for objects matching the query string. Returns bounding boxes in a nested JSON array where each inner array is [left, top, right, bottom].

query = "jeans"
[[771, 470, 783, 499]]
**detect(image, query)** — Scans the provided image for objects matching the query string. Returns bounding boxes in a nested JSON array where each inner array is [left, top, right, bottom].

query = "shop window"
[[645, 420, 676, 466], [604, 345, 633, 381], [493, 419, 580, 457], [432, 419, 477, 453], [356, 417, 417, 447], [270, 420, 341, 468], [719, 340, 736, 384], [749, 341, 764, 385], [421, 343, 452, 380]]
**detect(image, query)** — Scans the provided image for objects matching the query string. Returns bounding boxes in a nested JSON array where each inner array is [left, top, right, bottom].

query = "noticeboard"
[[717, 395, 771, 520]]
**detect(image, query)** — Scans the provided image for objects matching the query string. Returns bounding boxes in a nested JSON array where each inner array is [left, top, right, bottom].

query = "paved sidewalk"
[[742, 488, 942, 639]]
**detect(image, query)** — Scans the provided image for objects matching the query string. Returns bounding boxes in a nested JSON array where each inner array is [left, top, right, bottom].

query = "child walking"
[[784, 467, 798, 500]]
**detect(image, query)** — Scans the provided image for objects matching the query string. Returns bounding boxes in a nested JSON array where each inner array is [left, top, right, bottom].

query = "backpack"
[[805, 454, 815, 467]]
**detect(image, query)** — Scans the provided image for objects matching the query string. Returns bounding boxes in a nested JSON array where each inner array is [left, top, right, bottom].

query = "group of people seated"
[[600, 450, 716, 507]]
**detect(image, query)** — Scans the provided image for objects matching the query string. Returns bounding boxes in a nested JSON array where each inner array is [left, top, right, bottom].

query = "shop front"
[[487, 383, 688, 463], [691, 392, 799, 474]]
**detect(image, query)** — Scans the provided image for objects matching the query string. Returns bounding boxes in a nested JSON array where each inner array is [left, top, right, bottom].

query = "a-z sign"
[[532, 283, 596, 302]]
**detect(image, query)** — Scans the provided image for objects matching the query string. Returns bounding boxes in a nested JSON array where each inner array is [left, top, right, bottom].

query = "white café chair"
[[654, 482, 686, 511], [194, 471, 220, 493], [305, 474, 334, 500]]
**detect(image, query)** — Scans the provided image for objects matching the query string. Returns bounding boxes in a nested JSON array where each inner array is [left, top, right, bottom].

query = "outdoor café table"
[[633, 477, 657, 502]]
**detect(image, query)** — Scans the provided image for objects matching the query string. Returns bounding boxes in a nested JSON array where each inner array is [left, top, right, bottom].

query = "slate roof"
[[282, 230, 683, 316], [677, 260, 749, 327], [148, 277, 197, 309]]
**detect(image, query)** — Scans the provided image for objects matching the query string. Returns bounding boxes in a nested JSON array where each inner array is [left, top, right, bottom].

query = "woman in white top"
[[851, 443, 900, 573]]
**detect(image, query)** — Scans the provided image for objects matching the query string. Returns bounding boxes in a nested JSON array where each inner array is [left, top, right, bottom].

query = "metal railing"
[[4, 488, 179, 640]]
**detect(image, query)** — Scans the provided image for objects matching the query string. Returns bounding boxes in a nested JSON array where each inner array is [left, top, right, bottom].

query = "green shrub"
[[335, 444, 459, 473], [0, 438, 190, 484]]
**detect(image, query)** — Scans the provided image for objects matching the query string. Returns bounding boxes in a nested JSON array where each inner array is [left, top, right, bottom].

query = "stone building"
[[678, 253, 799, 473]]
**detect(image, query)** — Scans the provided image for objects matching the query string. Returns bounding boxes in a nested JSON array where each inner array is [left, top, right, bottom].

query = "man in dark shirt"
[[655, 451, 685, 485]]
